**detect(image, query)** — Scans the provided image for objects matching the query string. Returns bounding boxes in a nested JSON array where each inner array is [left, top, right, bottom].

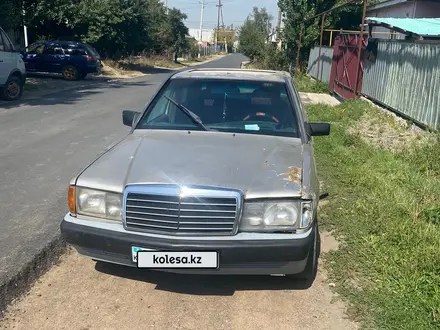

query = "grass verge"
[[309, 100, 440, 329], [293, 74, 329, 93], [102, 56, 181, 75], [244, 61, 328, 94], [102, 54, 215, 76]]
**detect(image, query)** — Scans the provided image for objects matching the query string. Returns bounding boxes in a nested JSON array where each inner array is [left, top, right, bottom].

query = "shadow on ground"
[[95, 261, 316, 295], [117, 62, 184, 74], [0, 79, 156, 109], [94, 232, 321, 295], [25, 72, 113, 81]]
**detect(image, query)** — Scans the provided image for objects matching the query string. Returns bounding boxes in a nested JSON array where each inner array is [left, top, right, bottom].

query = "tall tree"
[[278, 0, 378, 68], [238, 7, 273, 62], [0, 0, 22, 31], [158, 7, 189, 57], [4, 0, 190, 58], [278, 0, 337, 66]]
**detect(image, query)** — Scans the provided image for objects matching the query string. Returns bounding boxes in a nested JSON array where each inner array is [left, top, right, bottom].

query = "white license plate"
[[136, 250, 219, 269], [131, 246, 155, 263]]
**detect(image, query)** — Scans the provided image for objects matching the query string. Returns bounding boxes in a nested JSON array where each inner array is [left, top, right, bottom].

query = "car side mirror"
[[122, 110, 141, 127], [307, 122, 330, 136]]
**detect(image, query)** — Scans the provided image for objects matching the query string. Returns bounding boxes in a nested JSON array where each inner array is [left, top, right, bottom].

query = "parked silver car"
[[61, 68, 330, 282], [0, 27, 26, 101]]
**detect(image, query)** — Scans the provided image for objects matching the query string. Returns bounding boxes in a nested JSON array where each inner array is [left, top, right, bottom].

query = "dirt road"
[[0, 232, 356, 330]]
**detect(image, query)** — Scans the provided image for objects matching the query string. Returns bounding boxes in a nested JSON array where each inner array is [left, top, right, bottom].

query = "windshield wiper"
[[164, 95, 210, 131]]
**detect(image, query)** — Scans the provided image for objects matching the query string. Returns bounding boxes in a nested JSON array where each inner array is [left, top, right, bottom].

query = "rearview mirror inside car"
[[122, 110, 141, 127], [307, 122, 330, 136]]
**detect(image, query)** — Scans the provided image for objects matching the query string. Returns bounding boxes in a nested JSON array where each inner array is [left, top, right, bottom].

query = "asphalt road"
[[0, 54, 246, 305]]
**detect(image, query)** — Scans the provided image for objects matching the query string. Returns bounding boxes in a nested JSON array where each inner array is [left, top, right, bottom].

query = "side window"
[[62, 46, 86, 55], [27, 44, 44, 54], [0, 31, 14, 52], [43, 44, 64, 55], [72, 47, 86, 56]]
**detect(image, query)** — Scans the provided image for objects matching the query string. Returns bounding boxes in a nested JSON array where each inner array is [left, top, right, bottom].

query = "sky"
[[164, 0, 280, 30]]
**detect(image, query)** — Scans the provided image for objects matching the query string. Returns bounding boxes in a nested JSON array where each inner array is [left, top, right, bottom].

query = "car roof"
[[40, 41, 85, 47], [171, 68, 291, 83]]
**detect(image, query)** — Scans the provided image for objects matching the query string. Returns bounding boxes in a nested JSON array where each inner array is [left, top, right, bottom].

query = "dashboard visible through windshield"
[[137, 78, 300, 138]]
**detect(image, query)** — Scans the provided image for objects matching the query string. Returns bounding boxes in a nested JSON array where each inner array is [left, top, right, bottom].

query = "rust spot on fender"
[[278, 166, 302, 184]]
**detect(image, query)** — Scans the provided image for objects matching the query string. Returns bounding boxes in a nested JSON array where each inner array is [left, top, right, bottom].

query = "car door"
[[41, 43, 65, 73], [22, 43, 45, 72], [0, 28, 15, 84]]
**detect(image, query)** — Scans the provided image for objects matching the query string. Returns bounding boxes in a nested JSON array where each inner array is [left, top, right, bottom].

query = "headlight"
[[76, 187, 122, 221], [240, 200, 313, 232]]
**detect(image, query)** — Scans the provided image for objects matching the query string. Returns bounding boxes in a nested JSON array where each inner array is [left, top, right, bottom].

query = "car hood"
[[76, 130, 305, 199]]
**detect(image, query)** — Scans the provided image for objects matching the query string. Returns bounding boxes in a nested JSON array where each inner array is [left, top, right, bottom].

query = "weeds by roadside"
[[244, 61, 328, 94], [101, 54, 217, 77], [309, 100, 440, 330], [102, 56, 181, 75], [293, 74, 328, 94]]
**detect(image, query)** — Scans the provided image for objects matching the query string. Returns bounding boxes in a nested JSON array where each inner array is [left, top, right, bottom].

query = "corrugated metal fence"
[[362, 40, 440, 130], [307, 40, 440, 130], [306, 46, 333, 83]]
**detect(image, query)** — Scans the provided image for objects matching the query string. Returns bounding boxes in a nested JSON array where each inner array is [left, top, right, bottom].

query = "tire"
[[62, 65, 79, 81], [287, 223, 320, 282], [1, 75, 23, 101]]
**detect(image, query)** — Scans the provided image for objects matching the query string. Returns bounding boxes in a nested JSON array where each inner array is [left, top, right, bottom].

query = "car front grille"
[[124, 185, 241, 235]]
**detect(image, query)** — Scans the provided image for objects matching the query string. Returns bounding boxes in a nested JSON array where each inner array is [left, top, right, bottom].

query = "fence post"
[[317, 14, 326, 82], [296, 23, 304, 72], [354, 0, 367, 97]]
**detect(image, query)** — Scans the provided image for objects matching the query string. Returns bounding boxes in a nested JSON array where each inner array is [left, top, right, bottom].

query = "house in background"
[[367, 0, 440, 39], [188, 28, 214, 44]]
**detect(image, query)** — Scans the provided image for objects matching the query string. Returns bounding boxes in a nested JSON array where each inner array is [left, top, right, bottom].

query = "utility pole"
[[276, 7, 282, 43], [216, 0, 222, 52], [267, 19, 270, 43], [354, 0, 368, 96], [164, 0, 168, 14], [198, 0, 205, 58], [22, 6, 28, 48]]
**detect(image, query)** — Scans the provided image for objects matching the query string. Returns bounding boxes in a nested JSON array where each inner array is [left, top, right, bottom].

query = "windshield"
[[137, 78, 300, 138]]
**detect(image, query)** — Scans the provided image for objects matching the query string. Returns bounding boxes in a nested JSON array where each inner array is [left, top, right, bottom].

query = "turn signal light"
[[68, 185, 76, 214]]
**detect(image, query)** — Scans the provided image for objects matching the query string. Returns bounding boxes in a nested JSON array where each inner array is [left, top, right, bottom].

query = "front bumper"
[[61, 216, 315, 275]]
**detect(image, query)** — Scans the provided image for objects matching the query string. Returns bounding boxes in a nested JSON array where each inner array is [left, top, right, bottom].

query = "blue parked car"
[[21, 41, 102, 80]]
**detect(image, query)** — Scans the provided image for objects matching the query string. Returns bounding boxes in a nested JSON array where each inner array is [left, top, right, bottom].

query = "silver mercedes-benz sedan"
[[61, 68, 330, 282]]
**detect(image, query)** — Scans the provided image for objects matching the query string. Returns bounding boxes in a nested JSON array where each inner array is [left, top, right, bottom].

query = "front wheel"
[[1, 75, 23, 101], [62, 65, 79, 80]]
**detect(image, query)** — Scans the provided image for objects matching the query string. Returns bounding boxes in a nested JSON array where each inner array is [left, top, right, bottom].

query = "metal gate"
[[329, 33, 367, 99]]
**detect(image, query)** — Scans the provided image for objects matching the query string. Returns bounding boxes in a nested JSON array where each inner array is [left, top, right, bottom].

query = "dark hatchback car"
[[21, 41, 102, 80]]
